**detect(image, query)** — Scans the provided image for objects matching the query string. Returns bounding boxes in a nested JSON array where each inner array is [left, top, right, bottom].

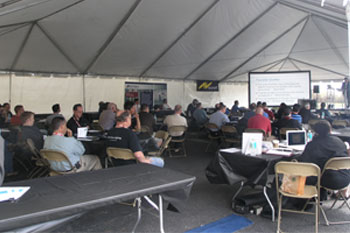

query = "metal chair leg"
[[277, 195, 282, 233], [264, 186, 275, 222], [131, 197, 142, 233]]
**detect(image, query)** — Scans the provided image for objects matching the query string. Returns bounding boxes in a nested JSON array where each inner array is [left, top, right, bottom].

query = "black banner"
[[196, 80, 219, 92]]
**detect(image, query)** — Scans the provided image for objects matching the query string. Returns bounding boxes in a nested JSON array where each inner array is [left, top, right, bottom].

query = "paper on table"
[[219, 148, 241, 153], [0, 186, 30, 202]]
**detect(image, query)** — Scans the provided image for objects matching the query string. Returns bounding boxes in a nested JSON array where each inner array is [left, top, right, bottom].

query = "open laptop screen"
[[287, 130, 306, 146]]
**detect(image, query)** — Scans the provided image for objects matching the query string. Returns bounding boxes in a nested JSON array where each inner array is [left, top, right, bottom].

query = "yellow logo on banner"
[[199, 81, 213, 90]]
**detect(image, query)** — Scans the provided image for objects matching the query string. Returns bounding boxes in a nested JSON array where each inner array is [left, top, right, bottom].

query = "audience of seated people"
[[106, 111, 164, 167], [46, 103, 63, 127], [44, 117, 101, 172], [209, 104, 230, 131], [10, 105, 24, 126], [247, 106, 272, 137], [193, 102, 208, 127], [67, 103, 90, 135], [272, 107, 302, 137], [99, 102, 118, 131]]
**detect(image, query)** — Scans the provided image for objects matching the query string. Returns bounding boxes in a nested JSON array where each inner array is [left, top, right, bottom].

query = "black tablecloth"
[[0, 164, 195, 231], [206, 152, 293, 187]]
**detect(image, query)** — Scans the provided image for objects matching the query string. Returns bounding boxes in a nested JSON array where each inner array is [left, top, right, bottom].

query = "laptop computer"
[[286, 130, 306, 151]]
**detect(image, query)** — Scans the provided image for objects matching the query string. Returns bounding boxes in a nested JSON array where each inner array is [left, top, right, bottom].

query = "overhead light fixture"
[[321, 0, 326, 7]]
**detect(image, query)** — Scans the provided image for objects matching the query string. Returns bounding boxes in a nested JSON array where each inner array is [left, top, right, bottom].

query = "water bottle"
[[307, 130, 313, 142], [249, 138, 258, 156], [321, 111, 325, 119]]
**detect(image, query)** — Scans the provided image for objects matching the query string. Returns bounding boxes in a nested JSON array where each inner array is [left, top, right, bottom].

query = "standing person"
[[340, 77, 350, 108], [67, 104, 90, 135]]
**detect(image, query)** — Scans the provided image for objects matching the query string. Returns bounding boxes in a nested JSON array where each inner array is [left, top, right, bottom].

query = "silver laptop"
[[77, 127, 88, 139], [286, 130, 306, 151]]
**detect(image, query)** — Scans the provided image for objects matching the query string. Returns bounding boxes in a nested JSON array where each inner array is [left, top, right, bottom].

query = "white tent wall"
[[1, 74, 249, 118]]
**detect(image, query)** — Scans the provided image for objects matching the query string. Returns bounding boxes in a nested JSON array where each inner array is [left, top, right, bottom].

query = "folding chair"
[[168, 126, 187, 157], [40, 149, 77, 176], [245, 128, 266, 139], [320, 157, 350, 225], [275, 161, 321, 233], [221, 125, 240, 148], [205, 123, 221, 152], [148, 134, 172, 157], [106, 147, 136, 168], [26, 139, 50, 178]]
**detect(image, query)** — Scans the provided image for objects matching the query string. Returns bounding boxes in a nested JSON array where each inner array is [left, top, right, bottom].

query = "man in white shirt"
[[164, 105, 187, 137], [209, 104, 230, 131]]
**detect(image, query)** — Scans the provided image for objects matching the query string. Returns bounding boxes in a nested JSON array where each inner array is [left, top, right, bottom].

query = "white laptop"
[[77, 127, 88, 139], [242, 132, 263, 156], [286, 130, 307, 151]]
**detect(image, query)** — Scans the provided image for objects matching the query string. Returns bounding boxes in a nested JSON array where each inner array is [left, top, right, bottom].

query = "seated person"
[[10, 105, 24, 126], [291, 104, 302, 124], [193, 102, 208, 126], [231, 100, 240, 115], [20, 111, 44, 150], [164, 105, 188, 137], [3, 103, 12, 122], [299, 103, 318, 124], [208, 104, 229, 131], [273, 107, 302, 132], [44, 117, 101, 172], [139, 104, 156, 134], [67, 103, 90, 135], [0, 140, 3, 185], [162, 99, 172, 110], [275, 102, 287, 120], [124, 101, 141, 131], [316, 102, 332, 120], [300, 120, 350, 199], [262, 102, 274, 120], [186, 99, 198, 119], [99, 102, 118, 131], [106, 112, 164, 167], [247, 107, 272, 137], [46, 103, 63, 127]]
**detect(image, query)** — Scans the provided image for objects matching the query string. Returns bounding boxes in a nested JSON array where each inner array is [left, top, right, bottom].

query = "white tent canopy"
[[0, 0, 348, 82]]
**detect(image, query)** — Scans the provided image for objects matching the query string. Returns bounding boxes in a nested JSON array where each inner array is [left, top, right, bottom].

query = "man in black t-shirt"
[[67, 104, 89, 135], [106, 112, 164, 167]]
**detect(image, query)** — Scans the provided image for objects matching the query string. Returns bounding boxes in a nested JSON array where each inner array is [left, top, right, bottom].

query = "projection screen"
[[249, 71, 311, 106]]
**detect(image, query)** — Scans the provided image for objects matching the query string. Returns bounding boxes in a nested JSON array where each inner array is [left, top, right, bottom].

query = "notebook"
[[286, 130, 306, 151]]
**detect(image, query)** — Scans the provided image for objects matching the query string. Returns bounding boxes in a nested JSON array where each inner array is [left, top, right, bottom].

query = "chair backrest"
[[154, 130, 169, 141], [279, 128, 299, 136], [106, 147, 135, 160], [221, 125, 238, 134], [275, 161, 321, 178], [159, 136, 172, 155], [206, 123, 219, 130], [168, 126, 187, 135], [141, 125, 152, 135], [332, 120, 348, 128], [245, 128, 266, 137], [26, 138, 41, 159], [40, 149, 75, 170], [322, 157, 350, 175]]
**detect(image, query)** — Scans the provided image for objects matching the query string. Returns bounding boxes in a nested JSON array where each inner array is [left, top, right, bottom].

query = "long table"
[[0, 164, 195, 232]]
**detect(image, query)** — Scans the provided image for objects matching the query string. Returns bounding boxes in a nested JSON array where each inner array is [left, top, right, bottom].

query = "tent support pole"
[[312, 16, 348, 68], [139, 0, 220, 78], [182, 2, 278, 80], [220, 16, 308, 82], [9, 72, 12, 104], [10, 22, 34, 70], [37, 23, 81, 72], [290, 58, 347, 76], [346, 3, 350, 78], [288, 58, 301, 70], [83, 0, 142, 74], [82, 74, 86, 110]]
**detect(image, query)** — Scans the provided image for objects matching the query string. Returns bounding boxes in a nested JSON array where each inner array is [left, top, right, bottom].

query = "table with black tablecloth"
[[332, 127, 350, 142], [0, 164, 195, 232], [207, 151, 299, 221]]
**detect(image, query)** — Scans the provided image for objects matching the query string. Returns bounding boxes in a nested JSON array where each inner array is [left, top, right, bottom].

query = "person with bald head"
[[99, 102, 118, 131], [247, 106, 272, 137], [164, 105, 187, 137]]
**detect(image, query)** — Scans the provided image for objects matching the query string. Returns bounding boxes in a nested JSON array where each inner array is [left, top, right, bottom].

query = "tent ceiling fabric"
[[0, 0, 348, 81]]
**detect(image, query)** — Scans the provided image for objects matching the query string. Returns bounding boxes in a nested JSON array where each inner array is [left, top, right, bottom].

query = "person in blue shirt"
[[291, 104, 302, 124], [193, 103, 208, 126], [231, 100, 240, 114], [44, 117, 101, 172]]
